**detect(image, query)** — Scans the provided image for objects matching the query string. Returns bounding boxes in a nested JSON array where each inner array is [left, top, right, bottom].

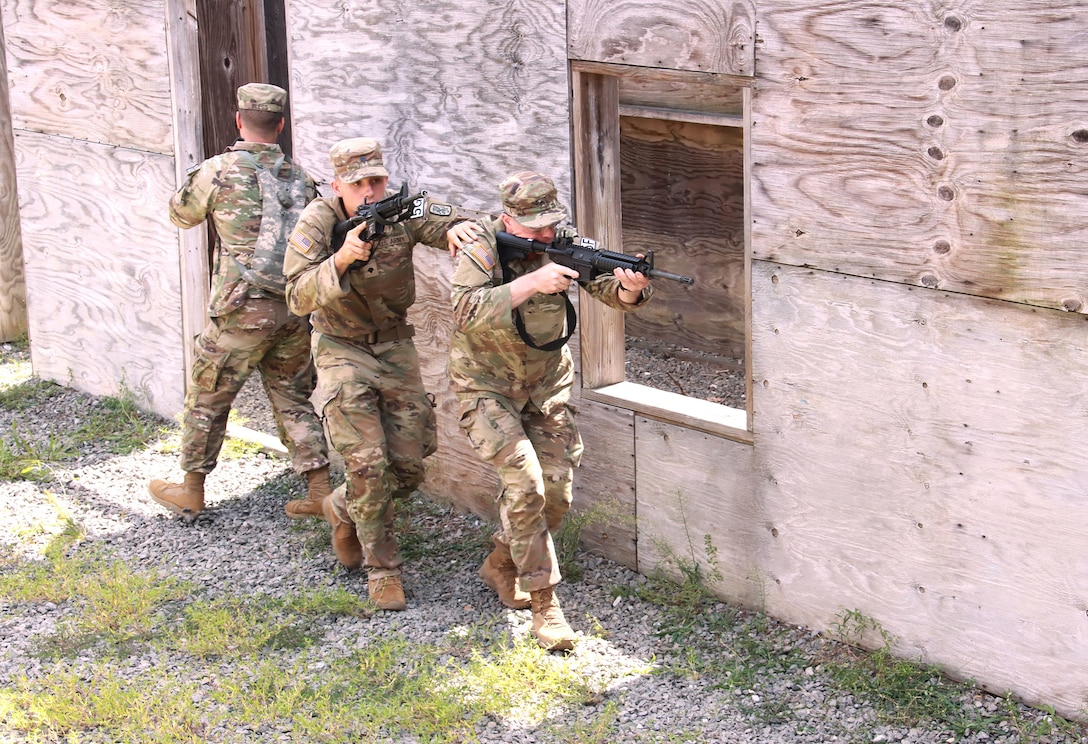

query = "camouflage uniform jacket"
[[283, 196, 451, 339], [448, 216, 652, 416], [169, 141, 318, 317]]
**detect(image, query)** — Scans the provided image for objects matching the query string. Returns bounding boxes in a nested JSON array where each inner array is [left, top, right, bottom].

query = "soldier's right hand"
[[333, 221, 374, 275], [531, 262, 580, 295]]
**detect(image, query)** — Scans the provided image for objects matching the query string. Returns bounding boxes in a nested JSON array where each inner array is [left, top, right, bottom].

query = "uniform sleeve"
[[450, 234, 516, 334], [168, 160, 218, 229], [405, 211, 456, 252], [283, 202, 351, 316], [583, 272, 654, 312]]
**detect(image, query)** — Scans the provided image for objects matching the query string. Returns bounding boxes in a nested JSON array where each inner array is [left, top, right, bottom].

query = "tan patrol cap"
[[236, 83, 286, 113], [499, 171, 568, 229], [329, 138, 389, 183]]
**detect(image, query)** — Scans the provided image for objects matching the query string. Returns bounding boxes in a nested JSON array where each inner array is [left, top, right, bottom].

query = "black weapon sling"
[[501, 257, 578, 352]]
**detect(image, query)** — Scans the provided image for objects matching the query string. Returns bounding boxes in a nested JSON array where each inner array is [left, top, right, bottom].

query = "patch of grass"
[[0, 376, 61, 410], [554, 496, 632, 583], [2, 534, 194, 657], [177, 589, 369, 659], [0, 422, 75, 481], [823, 608, 1086, 740], [68, 386, 170, 455]]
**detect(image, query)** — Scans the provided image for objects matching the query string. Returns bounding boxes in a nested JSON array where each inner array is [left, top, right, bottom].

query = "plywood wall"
[[2, 0, 186, 415], [752, 2, 1088, 314], [750, 261, 1088, 718]]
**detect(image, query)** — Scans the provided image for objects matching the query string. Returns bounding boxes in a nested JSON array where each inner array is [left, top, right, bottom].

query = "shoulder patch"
[[466, 243, 497, 272], [289, 225, 319, 256]]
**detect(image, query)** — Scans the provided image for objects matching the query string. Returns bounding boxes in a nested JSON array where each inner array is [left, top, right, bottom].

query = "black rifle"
[[495, 232, 695, 286], [332, 182, 427, 269]]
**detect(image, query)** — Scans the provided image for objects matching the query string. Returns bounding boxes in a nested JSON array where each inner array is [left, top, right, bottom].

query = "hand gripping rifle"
[[493, 231, 694, 352], [494, 232, 695, 286], [332, 182, 428, 269]]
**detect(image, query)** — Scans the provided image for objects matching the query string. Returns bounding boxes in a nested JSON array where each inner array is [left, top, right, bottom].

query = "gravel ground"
[[1, 342, 1083, 743]]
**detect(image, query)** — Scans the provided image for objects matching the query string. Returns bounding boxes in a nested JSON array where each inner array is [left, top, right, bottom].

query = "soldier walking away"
[[149, 83, 333, 520], [283, 137, 476, 611], [446, 172, 654, 650]]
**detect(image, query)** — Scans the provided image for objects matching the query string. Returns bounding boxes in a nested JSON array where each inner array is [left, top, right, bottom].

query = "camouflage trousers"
[[312, 332, 437, 578], [457, 396, 584, 593], [181, 298, 328, 475]]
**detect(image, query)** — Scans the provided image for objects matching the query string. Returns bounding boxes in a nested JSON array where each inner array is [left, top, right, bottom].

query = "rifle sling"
[[502, 254, 577, 352]]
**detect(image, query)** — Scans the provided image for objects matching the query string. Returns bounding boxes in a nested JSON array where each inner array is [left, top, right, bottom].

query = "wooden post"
[[571, 68, 624, 388], [0, 12, 28, 343]]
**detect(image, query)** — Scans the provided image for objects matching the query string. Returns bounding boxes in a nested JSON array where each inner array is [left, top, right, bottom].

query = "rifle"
[[332, 182, 427, 269], [495, 232, 695, 286]]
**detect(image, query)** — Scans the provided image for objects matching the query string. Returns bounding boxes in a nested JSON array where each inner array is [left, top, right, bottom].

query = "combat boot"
[[285, 465, 332, 519], [530, 587, 577, 651], [148, 472, 206, 517], [321, 485, 362, 569], [368, 575, 407, 611], [479, 536, 531, 609]]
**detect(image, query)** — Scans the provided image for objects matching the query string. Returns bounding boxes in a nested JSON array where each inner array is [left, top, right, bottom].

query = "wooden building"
[[2, 0, 1086, 721]]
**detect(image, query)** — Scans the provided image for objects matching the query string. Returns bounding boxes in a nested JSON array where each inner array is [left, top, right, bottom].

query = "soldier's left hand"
[[614, 258, 651, 297], [447, 221, 482, 257]]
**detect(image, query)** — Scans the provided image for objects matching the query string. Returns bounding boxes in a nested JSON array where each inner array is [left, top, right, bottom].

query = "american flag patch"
[[289, 229, 316, 254], [468, 244, 496, 271]]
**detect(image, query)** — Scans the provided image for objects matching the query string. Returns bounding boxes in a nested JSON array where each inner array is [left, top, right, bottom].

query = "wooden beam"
[[572, 68, 624, 388], [0, 12, 27, 343]]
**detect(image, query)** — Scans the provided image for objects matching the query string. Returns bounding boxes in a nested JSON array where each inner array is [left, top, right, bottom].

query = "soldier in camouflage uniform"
[[284, 137, 472, 611], [149, 83, 332, 519], [447, 171, 653, 650]]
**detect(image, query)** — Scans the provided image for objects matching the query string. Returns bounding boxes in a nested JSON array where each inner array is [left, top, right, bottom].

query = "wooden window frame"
[[570, 61, 753, 443]]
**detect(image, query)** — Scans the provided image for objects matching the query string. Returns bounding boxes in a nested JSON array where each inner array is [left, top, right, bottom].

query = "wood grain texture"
[[0, 12, 27, 341], [752, 1, 1088, 314], [165, 0, 207, 392], [572, 70, 625, 388], [572, 398, 637, 569], [2, 0, 174, 153], [286, 0, 571, 209], [752, 260, 1088, 719], [620, 116, 746, 357], [15, 131, 185, 416], [568, 0, 755, 76], [634, 415, 763, 606]]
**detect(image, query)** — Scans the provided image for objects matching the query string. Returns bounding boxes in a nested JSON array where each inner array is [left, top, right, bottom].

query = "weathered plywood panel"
[[16, 131, 184, 416], [568, 0, 755, 77], [287, 0, 570, 208], [752, 2, 1088, 314], [1, 0, 174, 153], [411, 248, 501, 520], [0, 12, 26, 342], [620, 116, 746, 357], [572, 398, 637, 569], [752, 261, 1088, 719], [635, 416, 762, 607]]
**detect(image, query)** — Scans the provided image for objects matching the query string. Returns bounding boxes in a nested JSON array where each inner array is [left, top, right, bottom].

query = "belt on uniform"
[[360, 323, 415, 345]]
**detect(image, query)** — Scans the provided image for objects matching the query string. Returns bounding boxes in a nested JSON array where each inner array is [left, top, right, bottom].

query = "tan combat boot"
[[530, 587, 577, 651], [321, 485, 362, 569], [285, 465, 332, 519], [368, 575, 407, 611], [479, 536, 531, 609], [148, 472, 206, 517]]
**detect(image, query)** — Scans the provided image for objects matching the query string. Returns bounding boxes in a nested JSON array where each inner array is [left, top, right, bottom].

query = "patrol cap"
[[329, 138, 389, 183], [499, 171, 568, 228], [237, 83, 286, 113]]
